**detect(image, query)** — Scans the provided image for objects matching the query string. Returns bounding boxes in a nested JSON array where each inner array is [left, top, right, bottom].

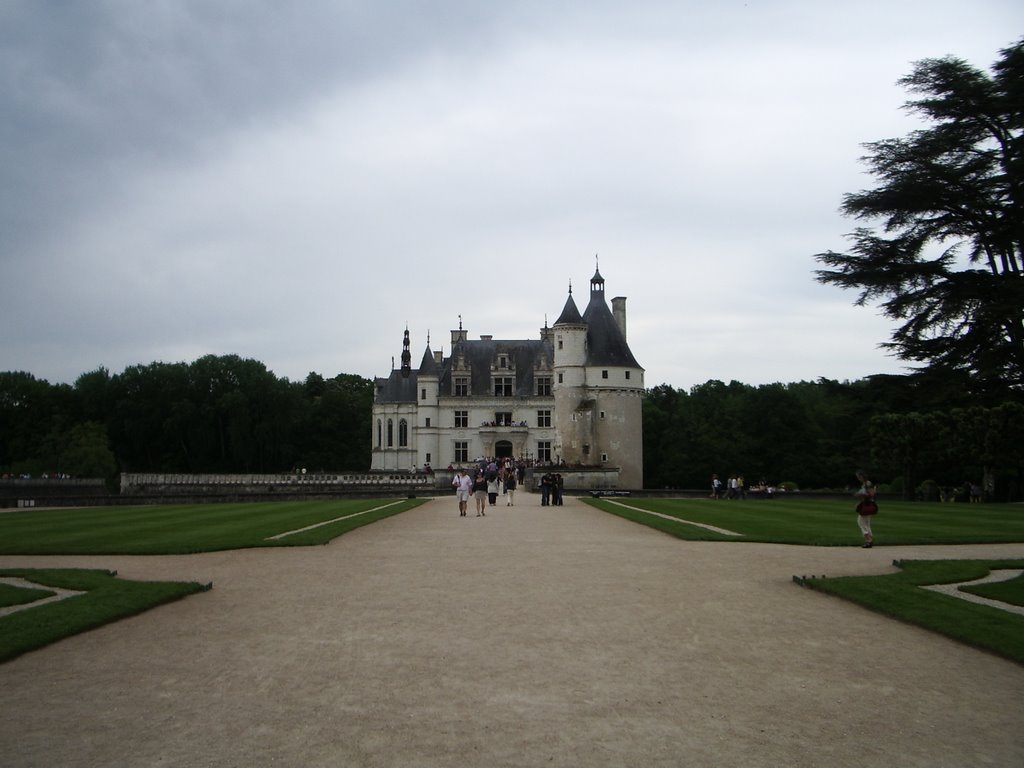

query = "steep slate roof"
[[553, 292, 584, 326], [439, 338, 554, 397], [375, 369, 418, 402], [418, 345, 438, 375], [376, 269, 641, 404], [582, 295, 642, 369]]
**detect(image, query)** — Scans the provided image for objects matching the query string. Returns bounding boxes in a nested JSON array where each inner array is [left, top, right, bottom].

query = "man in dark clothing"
[[540, 472, 552, 506]]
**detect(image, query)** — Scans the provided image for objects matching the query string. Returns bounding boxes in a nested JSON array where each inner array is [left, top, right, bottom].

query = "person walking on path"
[[487, 474, 500, 507], [854, 469, 877, 548], [453, 468, 473, 517], [504, 471, 517, 506], [473, 471, 488, 516]]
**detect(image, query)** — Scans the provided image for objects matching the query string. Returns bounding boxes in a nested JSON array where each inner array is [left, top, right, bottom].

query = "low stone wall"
[[523, 467, 623, 491], [120, 472, 433, 496], [0, 478, 108, 509]]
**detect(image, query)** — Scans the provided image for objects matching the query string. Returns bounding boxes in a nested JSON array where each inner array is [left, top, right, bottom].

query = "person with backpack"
[[854, 469, 878, 548]]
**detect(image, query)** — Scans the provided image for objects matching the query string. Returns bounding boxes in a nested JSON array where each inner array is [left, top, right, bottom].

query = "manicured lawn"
[[797, 559, 1024, 664], [0, 497, 427, 554], [583, 496, 1024, 546], [0, 568, 208, 663], [0, 498, 426, 662], [585, 495, 1024, 664]]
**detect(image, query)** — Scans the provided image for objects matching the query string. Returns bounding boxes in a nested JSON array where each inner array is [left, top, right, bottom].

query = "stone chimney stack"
[[611, 296, 627, 339]]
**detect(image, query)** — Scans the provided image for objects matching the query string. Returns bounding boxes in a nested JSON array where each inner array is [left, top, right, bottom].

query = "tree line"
[[642, 372, 1023, 501], [1, 356, 1021, 500], [0, 355, 373, 483]]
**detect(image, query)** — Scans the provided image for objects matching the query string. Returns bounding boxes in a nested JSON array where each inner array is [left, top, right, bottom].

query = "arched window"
[[376, 419, 382, 448], [399, 418, 408, 447], [387, 419, 394, 448]]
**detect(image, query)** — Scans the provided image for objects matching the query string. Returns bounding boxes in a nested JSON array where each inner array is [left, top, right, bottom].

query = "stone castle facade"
[[370, 267, 645, 488]]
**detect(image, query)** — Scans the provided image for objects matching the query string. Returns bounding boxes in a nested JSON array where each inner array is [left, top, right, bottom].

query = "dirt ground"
[[1, 495, 1023, 767]]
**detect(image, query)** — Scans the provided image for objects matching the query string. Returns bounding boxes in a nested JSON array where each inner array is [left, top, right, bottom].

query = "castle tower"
[[415, 335, 440, 469], [553, 266, 645, 488]]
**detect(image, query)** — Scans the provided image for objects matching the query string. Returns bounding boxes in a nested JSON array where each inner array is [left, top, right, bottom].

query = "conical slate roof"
[[553, 293, 584, 326], [583, 292, 642, 369], [418, 345, 438, 375]]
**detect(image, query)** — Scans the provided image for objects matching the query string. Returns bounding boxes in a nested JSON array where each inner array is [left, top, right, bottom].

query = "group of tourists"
[[451, 458, 523, 517], [538, 471, 563, 506]]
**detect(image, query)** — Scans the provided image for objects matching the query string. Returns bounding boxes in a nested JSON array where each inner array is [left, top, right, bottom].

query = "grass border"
[[0, 568, 210, 664], [796, 559, 1024, 665]]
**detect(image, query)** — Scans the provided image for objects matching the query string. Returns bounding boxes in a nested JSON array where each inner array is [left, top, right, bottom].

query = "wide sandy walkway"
[[2, 495, 1023, 767]]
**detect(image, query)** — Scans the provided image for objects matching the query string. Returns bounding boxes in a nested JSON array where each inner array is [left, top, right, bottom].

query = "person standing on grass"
[[854, 469, 877, 548], [453, 468, 473, 517]]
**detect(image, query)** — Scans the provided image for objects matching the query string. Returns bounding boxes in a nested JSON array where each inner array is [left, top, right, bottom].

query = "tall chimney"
[[611, 296, 627, 339]]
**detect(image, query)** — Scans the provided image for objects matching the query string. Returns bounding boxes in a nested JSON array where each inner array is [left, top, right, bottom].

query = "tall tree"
[[815, 39, 1024, 392]]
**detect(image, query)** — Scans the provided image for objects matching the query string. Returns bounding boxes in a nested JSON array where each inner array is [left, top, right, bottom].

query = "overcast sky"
[[2, 2, 1020, 390]]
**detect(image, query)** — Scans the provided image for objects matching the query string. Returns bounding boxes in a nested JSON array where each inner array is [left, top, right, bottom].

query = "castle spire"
[[400, 327, 412, 377], [590, 259, 605, 300]]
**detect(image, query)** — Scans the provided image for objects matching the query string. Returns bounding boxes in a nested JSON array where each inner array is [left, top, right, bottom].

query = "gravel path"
[[1, 495, 1023, 767]]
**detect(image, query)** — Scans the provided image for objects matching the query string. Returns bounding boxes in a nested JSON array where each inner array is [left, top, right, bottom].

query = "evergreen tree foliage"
[[815, 39, 1024, 391]]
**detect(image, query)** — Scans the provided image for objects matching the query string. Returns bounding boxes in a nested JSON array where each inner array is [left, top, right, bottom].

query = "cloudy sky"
[[2, 2, 1020, 390]]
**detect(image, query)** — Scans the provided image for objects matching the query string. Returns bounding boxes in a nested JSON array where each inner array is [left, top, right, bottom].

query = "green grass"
[[0, 497, 428, 554], [584, 496, 1024, 664], [0, 568, 208, 663], [582, 496, 1024, 546], [0, 580, 55, 607], [0, 498, 425, 662], [798, 560, 1024, 664]]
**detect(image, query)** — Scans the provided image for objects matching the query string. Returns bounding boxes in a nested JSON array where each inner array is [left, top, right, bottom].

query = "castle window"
[[399, 419, 408, 447], [454, 441, 468, 463], [425, 453, 431, 464], [536, 376, 552, 396], [387, 419, 394, 448], [602, 370, 609, 379], [536, 441, 552, 463], [495, 411, 512, 426], [454, 376, 469, 396], [421, 388, 426, 400], [425, 417, 431, 428], [454, 410, 468, 428], [499, 355, 508, 369], [601, 453, 608, 462], [376, 419, 382, 448], [557, 338, 563, 350], [537, 409, 551, 428], [494, 376, 514, 396], [558, 373, 563, 384], [600, 411, 606, 420], [583, 443, 590, 456], [625, 370, 631, 380]]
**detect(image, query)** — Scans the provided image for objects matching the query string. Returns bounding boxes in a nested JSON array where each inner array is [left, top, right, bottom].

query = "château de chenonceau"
[[371, 266, 645, 489]]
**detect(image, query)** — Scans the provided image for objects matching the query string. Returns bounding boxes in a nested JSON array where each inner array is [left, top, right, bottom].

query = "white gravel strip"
[[601, 498, 744, 536], [265, 499, 407, 540], [922, 568, 1024, 616], [0, 576, 86, 618]]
